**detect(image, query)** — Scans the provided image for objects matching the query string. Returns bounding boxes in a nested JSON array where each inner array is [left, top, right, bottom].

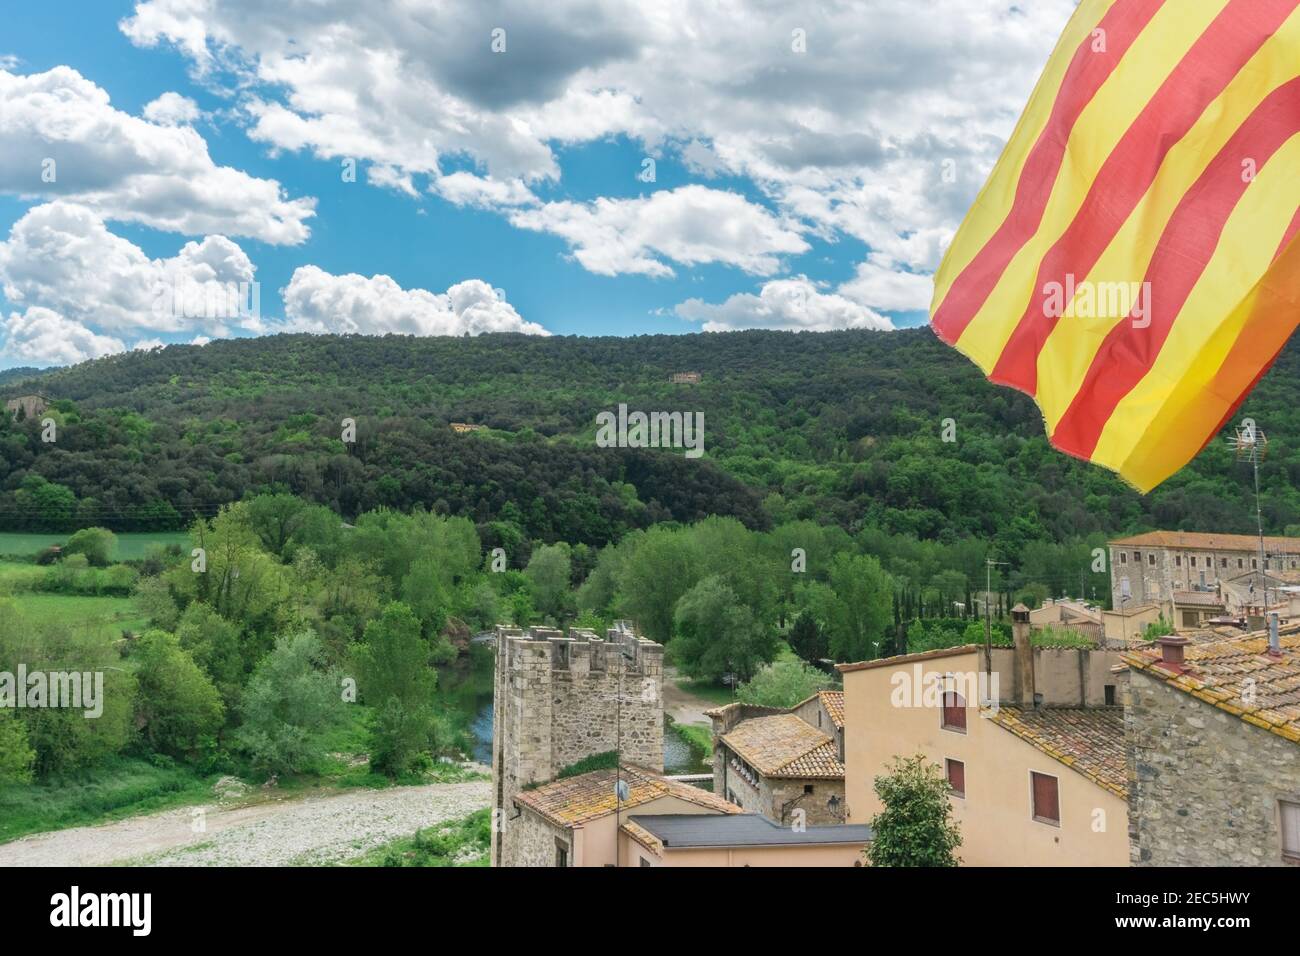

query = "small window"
[[946, 759, 965, 798], [1239, 558, 1245, 569], [555, 842, 568, 868], [941, 689, 967, 733], [1104, 684, 1116, 706], [1282, 800, 1300, 863], [1175, 555, 1182, 567], [817, 711, 822, 727], [1253, 559, 1259, 569], [1031, 771, 1060, 826], [1133, 551, 1141, 563], [1120, 552, 1128, 565], [1221, 557, 1228, 568], [804, 784, 814, 794], [1191, 556, 1197, 568], [1148, 553, 1156, 566]]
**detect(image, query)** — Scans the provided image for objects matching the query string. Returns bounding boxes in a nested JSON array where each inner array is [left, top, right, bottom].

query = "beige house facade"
[[837, 612, 1130, 867]]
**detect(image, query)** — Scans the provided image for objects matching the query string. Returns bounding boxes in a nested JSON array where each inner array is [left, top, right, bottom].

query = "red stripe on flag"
[[930, 0, 1164, 344], [989, 0, 1300, 395], [1051, 77, 1300, 459]]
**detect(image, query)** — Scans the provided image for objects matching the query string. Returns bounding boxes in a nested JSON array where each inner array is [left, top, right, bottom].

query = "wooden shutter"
[[942, 691, 967, 731], [1031, 772, 1059, 825], [946, 759, 965, 797]]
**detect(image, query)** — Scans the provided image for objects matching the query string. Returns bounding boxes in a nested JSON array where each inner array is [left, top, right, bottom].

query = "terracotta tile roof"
[[721, 714, 844, 779], [1122, 631, 1300, 746], [513, 764, 739, 828], [620, 820, 663, 856], [1109, 530, 1300, 553], [837, 644, 982, 674], [818, 690, 845, 729], [1171, 590, 1226, 608], [988, 707, 1127, 798]]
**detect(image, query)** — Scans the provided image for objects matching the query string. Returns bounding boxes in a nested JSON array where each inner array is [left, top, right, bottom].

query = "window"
[[1239, 558, 1245, 569], [1031, 772, 1060, 826], [1133, 551, 1141, 563], [1190, 556, 1197, 568], [1221, 557, 1228, 568], [1148, 553, 1156, 566], [941, 689, 967, 733], [1120, 552, 1128, 565], [555, 842, 568, 868], [1175, 555, 1182, 567], [1104, 684, 1116, 706], [946, 759, 966, 798], [804, 784, 814, 794], [1282, 800, 1300, 863], [1254, 559, 1259, 569]]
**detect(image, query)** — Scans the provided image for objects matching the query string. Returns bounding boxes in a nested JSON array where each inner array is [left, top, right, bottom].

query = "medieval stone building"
[[490, 622, 664, 866]]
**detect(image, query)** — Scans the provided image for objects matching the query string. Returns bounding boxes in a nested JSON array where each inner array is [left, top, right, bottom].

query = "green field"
[[0, 531, 189, 560], [6, 593, 147, 636]]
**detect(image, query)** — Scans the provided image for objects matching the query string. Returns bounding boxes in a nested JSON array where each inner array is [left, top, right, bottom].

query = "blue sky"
[[0, 0, 1076, 367]]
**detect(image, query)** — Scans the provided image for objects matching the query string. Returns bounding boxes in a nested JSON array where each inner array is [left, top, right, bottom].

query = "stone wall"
[[505, 805, 572, 868], [1126, 670, 1300, 866], [492, 621, 664, 867]]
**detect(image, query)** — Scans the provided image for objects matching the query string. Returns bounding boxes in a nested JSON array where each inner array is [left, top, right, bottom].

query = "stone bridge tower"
[[490, 621, 664, 866]]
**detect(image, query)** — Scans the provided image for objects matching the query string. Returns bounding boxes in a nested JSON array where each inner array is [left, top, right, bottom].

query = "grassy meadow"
[[0, 531, 189, 560]]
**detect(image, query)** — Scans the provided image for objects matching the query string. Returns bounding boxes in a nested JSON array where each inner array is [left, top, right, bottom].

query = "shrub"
[[64, 527, 117, 567]]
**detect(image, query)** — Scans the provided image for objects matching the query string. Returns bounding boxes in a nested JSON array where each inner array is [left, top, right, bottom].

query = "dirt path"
[[0, 778, 492, 867], [662, 666, 726, 727]]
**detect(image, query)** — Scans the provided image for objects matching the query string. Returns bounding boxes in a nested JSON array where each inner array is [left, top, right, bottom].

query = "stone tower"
[[490, 621, 664, 866]]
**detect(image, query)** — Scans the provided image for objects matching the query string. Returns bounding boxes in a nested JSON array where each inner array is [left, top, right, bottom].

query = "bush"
[[130, 630, 225, 760], [64, 527, 117, 567], [736, 660, 834, 708], [236, 630, 345, 777], [866, 754, 962, 867]]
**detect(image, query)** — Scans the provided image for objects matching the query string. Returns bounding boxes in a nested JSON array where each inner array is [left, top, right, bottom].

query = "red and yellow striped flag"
[[931, 0, 1300, 492]]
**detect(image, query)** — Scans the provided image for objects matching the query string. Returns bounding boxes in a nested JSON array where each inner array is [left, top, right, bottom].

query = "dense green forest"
[[3, 328, 1298, 563]]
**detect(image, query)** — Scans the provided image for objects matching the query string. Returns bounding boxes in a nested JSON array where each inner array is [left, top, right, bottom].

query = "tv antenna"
[[1228, 419, 1270, 612]]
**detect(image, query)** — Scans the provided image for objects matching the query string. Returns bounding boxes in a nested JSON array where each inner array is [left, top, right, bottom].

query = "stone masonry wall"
[[1126, 670, 1300, 866]]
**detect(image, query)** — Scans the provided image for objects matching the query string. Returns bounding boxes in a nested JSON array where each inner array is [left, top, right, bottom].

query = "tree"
[[64, 527, 117, 566], [616, 526, 699, 643], [826, 553, 894, 662], [131, 630, 225, 759], [0, 711, 35, 784], [787, 609, 828, 662], [175, 602, 247, 710], [350, 602, 439, 776], [236, 630, 344, 776], [737, 661, 833, 708], [672, 575, 777, 682], [525, 543, 572, 620], [866, 754, 962, 867]]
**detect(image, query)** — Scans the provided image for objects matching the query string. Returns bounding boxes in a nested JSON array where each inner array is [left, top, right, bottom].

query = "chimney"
[[1268, 612, 1282, 658], [1155, 635, 1191, 672], [1011, 603, 1035, 708]]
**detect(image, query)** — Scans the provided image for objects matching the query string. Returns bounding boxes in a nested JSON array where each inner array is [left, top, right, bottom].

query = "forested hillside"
[[3, 328, 1299, 554]]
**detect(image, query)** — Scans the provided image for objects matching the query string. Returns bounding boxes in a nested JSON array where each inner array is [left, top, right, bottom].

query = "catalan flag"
[[931, 0, 1300, 493]]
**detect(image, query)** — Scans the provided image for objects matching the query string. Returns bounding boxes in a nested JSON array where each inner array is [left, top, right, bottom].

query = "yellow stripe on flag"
[[953, 0, 1229, 371], [1034, 9, 1300, 432]]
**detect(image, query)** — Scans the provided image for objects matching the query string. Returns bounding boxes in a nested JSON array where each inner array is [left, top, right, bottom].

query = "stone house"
[[1123, 628, 1300, 866], [706, 694, 847, 826], [670, 371, 701, 384], [4, 394, 47, 421], [1109, 530, 1300, 610], [623, 813, 872, 867], [509, 763, 739, 867]]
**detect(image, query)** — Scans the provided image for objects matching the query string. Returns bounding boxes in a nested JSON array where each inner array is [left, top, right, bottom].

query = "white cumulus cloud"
[[0, 66, 314, 244], [2, 307, 126, 366], [0, 201, 258, 334], [279, 266, 549, 337], [676, 276, 892, 332], [508, 186, 808, 278]]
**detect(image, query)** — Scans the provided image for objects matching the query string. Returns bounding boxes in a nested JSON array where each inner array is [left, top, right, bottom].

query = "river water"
[[469, 697, 709, 774]]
